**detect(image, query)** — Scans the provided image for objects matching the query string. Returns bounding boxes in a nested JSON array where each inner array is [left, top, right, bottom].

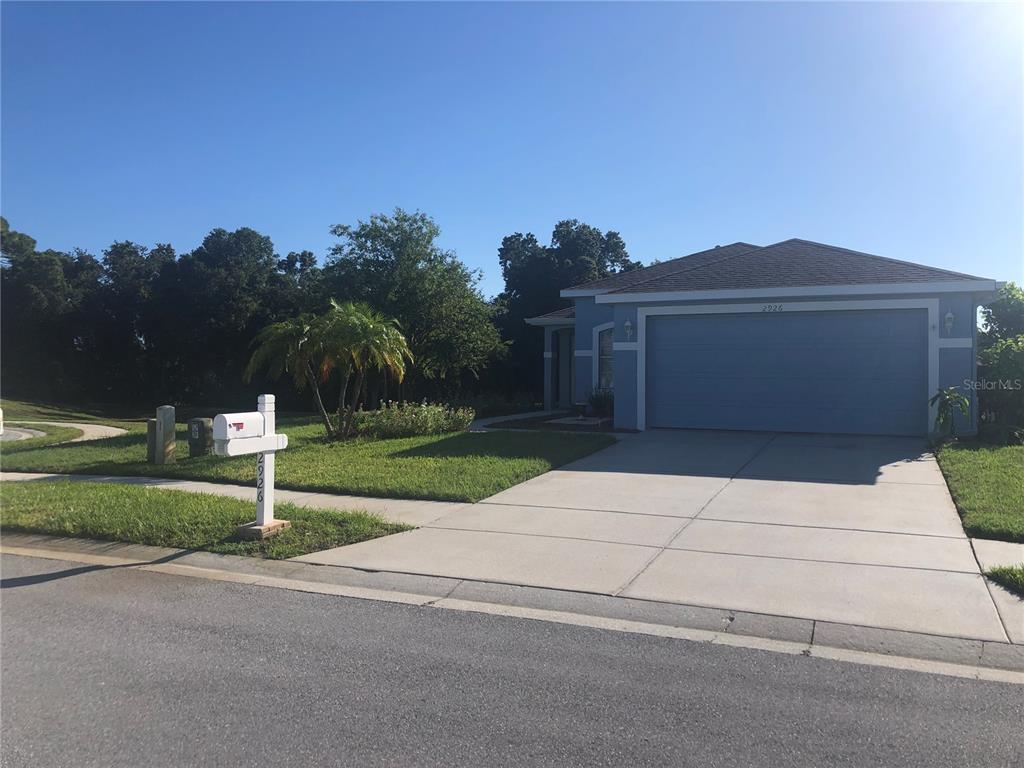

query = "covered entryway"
[[644, 309, 929, 436]]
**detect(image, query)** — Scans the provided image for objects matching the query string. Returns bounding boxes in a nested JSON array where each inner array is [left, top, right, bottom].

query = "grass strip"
[[935, 443, 1024, 543], [0, 480, 409, 560], [986, 565, 1024, 599], [0, 419, 615, 502]]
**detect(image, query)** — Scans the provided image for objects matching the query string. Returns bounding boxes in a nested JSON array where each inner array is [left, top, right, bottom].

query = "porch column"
[[543, 327, 554, 410]]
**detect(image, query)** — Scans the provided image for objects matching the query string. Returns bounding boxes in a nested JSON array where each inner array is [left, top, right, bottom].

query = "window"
[[597, 327, 614, 390]]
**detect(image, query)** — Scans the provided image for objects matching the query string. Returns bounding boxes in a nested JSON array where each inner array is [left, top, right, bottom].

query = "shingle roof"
[[565, 242, 760, 292], [564, 238, 991, 296], [534, 306, 575, 320], [524, 306, 575, 325]]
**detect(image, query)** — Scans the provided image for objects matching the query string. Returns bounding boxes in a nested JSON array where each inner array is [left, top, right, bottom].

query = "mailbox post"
[[214, 394, 289, 539]]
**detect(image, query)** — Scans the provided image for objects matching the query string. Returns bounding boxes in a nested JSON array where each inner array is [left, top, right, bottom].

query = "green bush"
[[347, 401, 475, 439], [977, 335, 1024, 441]]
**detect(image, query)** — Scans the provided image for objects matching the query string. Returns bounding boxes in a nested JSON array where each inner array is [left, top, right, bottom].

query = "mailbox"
[[212, 394, 290, 538], [214, 412, 266, 441]]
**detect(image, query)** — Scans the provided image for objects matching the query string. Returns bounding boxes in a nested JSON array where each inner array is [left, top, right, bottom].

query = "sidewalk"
[[8, 422, 127, 442], [0, 472, 466, 527]]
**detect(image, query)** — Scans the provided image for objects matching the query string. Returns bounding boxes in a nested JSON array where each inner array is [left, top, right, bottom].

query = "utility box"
[[154, 405, 176, 465], [188, 418, 214, 458], [146, 419, 157, 463]]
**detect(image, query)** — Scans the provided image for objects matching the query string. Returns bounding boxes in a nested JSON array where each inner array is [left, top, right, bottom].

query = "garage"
[[644, 308, 929, 436]]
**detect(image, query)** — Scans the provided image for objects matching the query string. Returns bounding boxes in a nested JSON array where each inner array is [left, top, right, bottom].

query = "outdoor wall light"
[[624, 318, 633, 340], [944, 310, 955, 334]]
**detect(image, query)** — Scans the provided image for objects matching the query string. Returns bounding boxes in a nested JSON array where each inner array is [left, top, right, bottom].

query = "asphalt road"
[[2, 554, 1022, 768]]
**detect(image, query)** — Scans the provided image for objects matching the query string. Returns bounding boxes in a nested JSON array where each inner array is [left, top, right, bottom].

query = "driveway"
[[296, 430, 1011, 642]]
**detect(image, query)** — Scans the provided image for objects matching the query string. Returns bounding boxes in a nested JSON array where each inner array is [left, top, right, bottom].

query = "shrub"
[[977, 335, 1024, 441], [588, 388, 614, 418], [346, 401, 475, 439]]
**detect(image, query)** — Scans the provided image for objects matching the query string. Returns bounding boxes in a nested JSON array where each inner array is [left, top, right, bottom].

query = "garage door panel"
[[645, 310, 927, 436]]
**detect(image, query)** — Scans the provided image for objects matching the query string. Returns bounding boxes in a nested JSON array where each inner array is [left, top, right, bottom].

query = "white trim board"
[[938, 337, 973, 349], [613, 341, 639, 352], [634, 299, 942, 433], [597, 280, 997, 304], [591, 322, 615, 389]]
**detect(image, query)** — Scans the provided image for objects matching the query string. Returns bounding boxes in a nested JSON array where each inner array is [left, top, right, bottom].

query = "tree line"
[[1, 211, 639, 409]]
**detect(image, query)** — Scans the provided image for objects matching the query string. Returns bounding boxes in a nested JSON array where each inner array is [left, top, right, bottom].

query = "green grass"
[[987, 565, 1024, 599], [1, 398, 144, 429], [0, 417, 615, 502], [0, 480, 409, 559], [935, 443, 1024, 543], [3, 423, 84, 448]]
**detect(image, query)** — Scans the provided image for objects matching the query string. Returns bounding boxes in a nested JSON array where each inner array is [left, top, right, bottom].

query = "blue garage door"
[[645, 309, 928, 436]]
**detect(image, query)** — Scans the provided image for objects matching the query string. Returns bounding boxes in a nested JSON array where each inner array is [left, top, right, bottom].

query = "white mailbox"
[[212, 394, 289, 538], [213, 412, 265, 441]]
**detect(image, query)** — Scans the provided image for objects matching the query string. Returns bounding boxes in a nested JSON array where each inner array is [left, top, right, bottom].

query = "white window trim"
[[635, 299, 942, 432], [592, 322, 615, 390], [598, 280, 997, 304]]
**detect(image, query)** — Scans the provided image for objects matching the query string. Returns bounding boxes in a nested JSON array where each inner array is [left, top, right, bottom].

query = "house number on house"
[[761, 304, 784, 312]]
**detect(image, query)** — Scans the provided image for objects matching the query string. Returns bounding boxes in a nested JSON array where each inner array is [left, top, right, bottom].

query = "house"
[[526, 239, 1000, 436]]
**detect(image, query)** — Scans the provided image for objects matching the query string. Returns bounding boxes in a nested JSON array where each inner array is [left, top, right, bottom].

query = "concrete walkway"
[[0, 473, 466, 527], [0, 427, 45, 442], [8, 421, 127, 442], [295, 430, 1019, 643]]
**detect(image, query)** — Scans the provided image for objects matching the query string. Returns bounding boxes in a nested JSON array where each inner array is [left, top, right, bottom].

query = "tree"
[[1, 219, 103, 399], [980, 282, 1024, 348], [494, 220, 641, 399], [244, 315, 335, 436], [145, 227, 285, 403], [245, 302, 413, 439], [317, 301, 413, 436], [322, 209, 502, 398]]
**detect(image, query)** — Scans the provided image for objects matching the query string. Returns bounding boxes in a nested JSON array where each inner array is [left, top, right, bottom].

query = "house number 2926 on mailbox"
[[213, 394, 289, 539]]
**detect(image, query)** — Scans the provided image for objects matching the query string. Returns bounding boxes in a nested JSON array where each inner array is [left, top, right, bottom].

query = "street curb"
[[2, 532, 1022, 683]]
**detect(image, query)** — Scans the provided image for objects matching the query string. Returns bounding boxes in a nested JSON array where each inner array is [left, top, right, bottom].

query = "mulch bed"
[[485, 415, 619, 433]]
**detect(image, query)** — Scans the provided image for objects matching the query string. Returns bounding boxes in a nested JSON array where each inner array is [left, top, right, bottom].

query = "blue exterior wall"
[[938, 292, 979, 436], [613, 304, 640, 429], [571, 297, 614, 406], [580, 291, 984, 435]]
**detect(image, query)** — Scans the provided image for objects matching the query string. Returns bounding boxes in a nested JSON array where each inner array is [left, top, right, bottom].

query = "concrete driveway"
[[296, 430, 1011, 642]]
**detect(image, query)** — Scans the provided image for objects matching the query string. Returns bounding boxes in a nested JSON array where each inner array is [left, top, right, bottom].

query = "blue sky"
[[3, 1, 1022, 297]]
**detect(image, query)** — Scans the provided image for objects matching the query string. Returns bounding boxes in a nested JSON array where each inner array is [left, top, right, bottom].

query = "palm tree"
[[317, 300, 413, 436], [244, 315, 335, 437]]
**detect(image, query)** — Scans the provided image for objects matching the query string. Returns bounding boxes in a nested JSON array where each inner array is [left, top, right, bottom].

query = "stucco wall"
[[572, 297, 614, 405], [592, 291, 983, 435]]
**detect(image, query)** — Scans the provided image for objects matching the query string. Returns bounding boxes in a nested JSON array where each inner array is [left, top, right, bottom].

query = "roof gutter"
[[524, 317, 576, 327], [593, 280, 1001, 304]]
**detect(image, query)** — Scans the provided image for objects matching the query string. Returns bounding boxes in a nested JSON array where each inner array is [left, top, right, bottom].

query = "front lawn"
[[987, 565, 1024, 598], [935, 443, 1024, 543], [0, 481, 408, 559], [1, 397, 143, 431], [0, 419, 615, 502]]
